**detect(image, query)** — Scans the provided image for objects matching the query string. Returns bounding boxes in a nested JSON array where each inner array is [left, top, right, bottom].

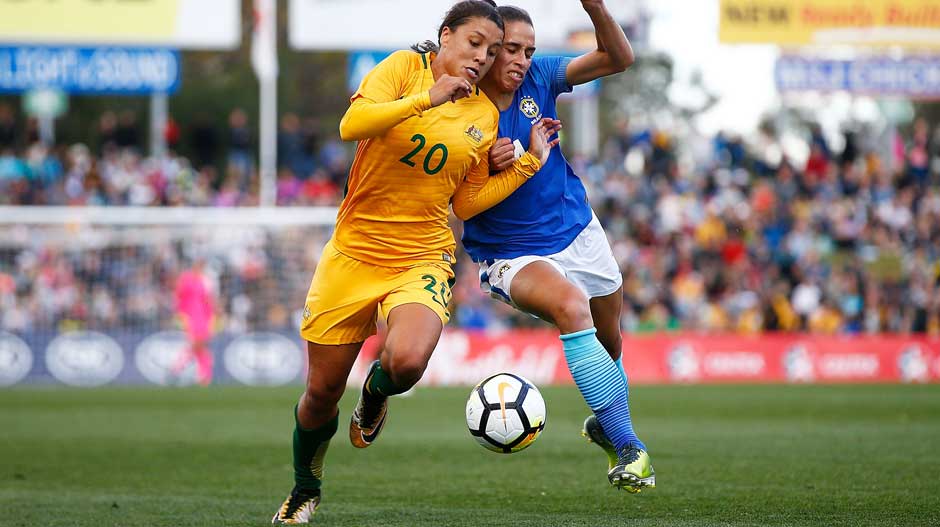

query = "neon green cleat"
[[608, 444, 656, 493], [581, 415, 618, 470]]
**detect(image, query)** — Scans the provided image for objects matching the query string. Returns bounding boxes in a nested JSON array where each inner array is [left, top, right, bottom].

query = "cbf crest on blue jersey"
[[519, 96, 540, 119]]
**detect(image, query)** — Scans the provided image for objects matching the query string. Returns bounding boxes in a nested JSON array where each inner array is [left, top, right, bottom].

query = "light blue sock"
[[614, 354, 644, 449], [561, 328, 645, 451], [615, 355, 627, 397]]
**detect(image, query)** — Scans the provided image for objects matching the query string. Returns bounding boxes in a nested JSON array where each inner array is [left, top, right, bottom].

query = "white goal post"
[[0, 206, 337, 387]]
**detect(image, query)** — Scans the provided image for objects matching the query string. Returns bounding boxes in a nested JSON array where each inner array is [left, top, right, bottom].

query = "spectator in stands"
[[164, 116, 181, 151], [276, 168, 301, 205], [115, 110, 141, 151], [3, 104, 939, 337], [96, 111, 119, 154], [905, 117, 931, 188], [227, 108, 253, 183], [189, 112, 220, 171], [0, 103, 17, 149], [276, 112, 305, 177], [299, 168, 338, 205]]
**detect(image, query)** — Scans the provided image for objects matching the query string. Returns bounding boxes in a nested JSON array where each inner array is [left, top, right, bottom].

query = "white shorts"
[[479, 213, 623, 308]]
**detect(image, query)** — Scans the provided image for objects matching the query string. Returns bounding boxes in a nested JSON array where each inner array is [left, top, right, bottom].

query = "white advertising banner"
[[289, 0, 642, 51], [0, 0, 241, 49]]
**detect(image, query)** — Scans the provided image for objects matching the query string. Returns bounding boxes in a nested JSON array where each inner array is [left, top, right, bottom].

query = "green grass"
[[1, 384, 938, 526]]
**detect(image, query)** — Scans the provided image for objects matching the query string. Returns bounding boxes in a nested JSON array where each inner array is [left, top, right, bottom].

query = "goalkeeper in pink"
[[173, 258, 216, 385]]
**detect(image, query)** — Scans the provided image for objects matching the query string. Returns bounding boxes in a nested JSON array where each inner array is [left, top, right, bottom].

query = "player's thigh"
[[304, 340, 363, 395], [300, 241, 383, 345], [558, 214, 623, 300], [505, 259, 590, 328], [381, 263, 454, 327], [481, 255, 562, 312], [380, 263, 452, 362], [383, 303, 443, 374]]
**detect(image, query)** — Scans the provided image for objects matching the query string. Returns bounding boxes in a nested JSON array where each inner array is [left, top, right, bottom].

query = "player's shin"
[[292, 405, 338, 491], [560, 328, 644, 451]]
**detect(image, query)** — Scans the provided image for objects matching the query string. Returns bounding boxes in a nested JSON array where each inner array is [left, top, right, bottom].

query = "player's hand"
[[429, 74, 473, 107], [526, 118, 562, 166], [489, 137, 515, 172]]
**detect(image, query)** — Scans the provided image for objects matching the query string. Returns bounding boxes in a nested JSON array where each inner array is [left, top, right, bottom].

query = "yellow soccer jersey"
[[333, 50, 498, 267]]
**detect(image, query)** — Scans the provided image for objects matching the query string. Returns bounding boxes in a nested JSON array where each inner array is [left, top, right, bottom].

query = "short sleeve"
[[528, 56, 573, 99]]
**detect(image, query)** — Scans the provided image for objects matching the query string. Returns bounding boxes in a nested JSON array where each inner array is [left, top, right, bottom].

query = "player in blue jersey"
[[457, 2, 654, 492]]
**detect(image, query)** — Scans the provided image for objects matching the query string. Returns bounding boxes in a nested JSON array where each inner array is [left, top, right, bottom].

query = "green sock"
[[365, 360, 407, 396], [292, 405, 338, 491]]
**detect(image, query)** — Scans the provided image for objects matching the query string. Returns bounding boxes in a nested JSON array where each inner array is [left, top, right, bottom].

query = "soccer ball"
[[465, 372, 546, 453]]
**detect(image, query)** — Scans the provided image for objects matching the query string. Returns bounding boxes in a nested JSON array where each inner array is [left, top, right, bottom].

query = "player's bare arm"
[[565, 0, 635, 86]]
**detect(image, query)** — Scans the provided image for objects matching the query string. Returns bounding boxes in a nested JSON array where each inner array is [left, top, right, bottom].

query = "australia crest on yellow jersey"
[[520, 96, 540, 119], [464, 123, 484, 145]]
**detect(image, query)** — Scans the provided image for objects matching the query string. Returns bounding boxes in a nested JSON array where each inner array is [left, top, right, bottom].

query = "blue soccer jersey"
[[462, 56, 593, 261]]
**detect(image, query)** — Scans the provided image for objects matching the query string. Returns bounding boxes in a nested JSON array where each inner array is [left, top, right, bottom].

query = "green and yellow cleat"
[[272, 487, 321, 524], [608, 444, 656, 493], [581, 415, 618, 470], [349, 361, 388, 449]]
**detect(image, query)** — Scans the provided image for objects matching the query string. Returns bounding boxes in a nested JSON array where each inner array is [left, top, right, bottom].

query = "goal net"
[[0, 206, 336, 387]]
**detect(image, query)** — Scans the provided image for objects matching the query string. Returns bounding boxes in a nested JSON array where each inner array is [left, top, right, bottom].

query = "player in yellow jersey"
[[272, 1, 561, 523]]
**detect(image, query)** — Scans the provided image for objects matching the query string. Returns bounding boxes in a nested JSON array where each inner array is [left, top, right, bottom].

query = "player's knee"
[[303, 378, 345, 410], [552, 293, 593, 333], [384, 347, 430, 390]]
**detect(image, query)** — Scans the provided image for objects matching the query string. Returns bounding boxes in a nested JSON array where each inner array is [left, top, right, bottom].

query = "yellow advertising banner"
[[0, 0, 239, 48], [0, 0, 178, 41], [720, 0, 940, 48]]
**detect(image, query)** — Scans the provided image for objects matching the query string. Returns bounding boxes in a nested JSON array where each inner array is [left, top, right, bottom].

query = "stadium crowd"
[[1, 102, 939, 336], [0, 106, 349, 207]]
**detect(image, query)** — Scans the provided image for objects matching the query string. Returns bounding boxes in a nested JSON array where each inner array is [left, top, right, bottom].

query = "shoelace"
[[617, 445, 641, 465], [358, 391, 385, 428], [284, 490, 319, 517]]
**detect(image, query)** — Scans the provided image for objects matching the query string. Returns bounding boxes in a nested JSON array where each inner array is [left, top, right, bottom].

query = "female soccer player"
[[272, 2, 561, 523], [172, 256, 215, 385], [456, 2, 655, 492]]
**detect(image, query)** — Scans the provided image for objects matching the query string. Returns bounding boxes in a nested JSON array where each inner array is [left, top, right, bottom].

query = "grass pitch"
[[1, 383, 938, 526]]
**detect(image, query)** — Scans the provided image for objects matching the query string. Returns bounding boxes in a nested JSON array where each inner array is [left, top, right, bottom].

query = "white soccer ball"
[[465, 372, 546, 453]]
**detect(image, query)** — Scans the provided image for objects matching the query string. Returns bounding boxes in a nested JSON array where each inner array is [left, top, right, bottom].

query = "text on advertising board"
[[0, 46, 180, 94]]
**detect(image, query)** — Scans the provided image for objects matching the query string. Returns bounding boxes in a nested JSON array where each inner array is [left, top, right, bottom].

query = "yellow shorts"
[[299, 240, 455, 345]]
